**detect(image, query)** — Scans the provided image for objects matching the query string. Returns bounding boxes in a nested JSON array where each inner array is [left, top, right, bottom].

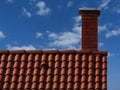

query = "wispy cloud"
[[47, 15, 81, 49], [113, 1, 120, 14], [0, 31, 5, 39], [106, 28, 120, 38], [67, 1, 73, 7], [99, 0, 111, 9], [23, 8, 31, 18], [6, 44, 36, 50], [35, 32, 42, 38], [36, 1, 51, 16], [99, 42, 104, 47], [7, 0, 14, 3], [98, 25, 107, 32]]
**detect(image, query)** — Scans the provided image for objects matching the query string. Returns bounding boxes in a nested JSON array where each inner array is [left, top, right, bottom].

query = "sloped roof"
[[0, 50, 107, 90]]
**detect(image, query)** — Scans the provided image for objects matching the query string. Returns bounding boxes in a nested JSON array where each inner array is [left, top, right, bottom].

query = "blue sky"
[[0, 0, 120, 89]]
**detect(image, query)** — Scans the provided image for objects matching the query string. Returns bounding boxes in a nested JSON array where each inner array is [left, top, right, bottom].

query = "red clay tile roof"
[[0, 50, 107, 90]]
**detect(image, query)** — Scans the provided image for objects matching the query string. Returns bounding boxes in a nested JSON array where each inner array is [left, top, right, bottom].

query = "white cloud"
[[67, 1, 73, 7], [99, 0, 111, 9], [47, 15, 81, 49], [36, 1, 51, 16], [6, 44, 36, 50], [0, 31, 5, 39], [49, 32, 80, 47], [98, 25, 107, 32], [35, 32, 42, 38], [7, 0, 14, 3], [99, 42, 104, 47], [108, 52, 114, 57], [116, 9, 120, 13], [23, 8, 31, 18], [48, 32, 58, 39], [106, 28, 120, 38]]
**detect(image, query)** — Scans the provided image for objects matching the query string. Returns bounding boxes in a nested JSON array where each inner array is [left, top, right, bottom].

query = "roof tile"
[[0, 50, 107, 89]]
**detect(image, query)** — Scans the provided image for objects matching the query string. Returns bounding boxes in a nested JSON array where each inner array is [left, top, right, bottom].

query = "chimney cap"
[[79, 8, 100, 11]]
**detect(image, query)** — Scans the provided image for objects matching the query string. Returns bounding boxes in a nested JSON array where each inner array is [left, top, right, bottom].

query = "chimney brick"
[[79, 8, 100, 50]]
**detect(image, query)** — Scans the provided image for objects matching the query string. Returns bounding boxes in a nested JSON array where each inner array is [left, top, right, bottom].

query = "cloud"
[[98, 42, 104, 47], [47, 15, 81, 49], [98, 25, 107, 32], [0, 31, 5, 39], [48, 32, 80, 47], [99, 0, 111, 9], [48, 32, 58, 39], [7, 0, 14, 3], [6, 44, 36, 50], [23, 8, 31, 18], [106, 28, 120, 38], [36, 1, 51, 16], [35, 32, 42, 38], [67, 1, 73, 7]]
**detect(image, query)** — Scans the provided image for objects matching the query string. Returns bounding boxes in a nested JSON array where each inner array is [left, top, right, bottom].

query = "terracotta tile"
[[32, 75, 39, 82], [88, 75, 94, 82], [17, 82, 25, 89], [0, 50, 107, 90], [81, 75, 87, 82], [95, 75, 102, 82], [95, 69, 101, 75], [81, 68, 88, 75], [74, 68, 80, 75], [74, 82, 80, 89], [53, 82, 59, 89], [34, 61, 40, 68], [102, 69, 107, 76], [26, 68, 33, 75], [74, 75, 80, 82], [18, 75, 25, 82], [54, 61, 61, 68], [19, 68, 26, 75], [55, 54, 60, 61], [95, 82, 101, 89], [33, 68, 39, 75], [11, 75, 18, 82], [88, 62, 95, 68], [102, 82, 107, 89], [59, 82, 66, 89], [3, 82, 10, 89], [88, 68, 95, 75], [53, 75, 59, 82], [61, 61, 68, 68], [24, 82, 31, 89], [46, 82, 52, 89], [81, 62, 88, 68], [25, 75, 32, 82], [81, 82, 87, 89], [54, 68, 60, 75], [67, 82, 73, 89], [31, 82, 38, 89], [61, 68, 67, 75], [75, 60, 81, 68], [39, 75, 46, 82], [4, 75, 11, 82], [13, 61, 20, 68], [38, 82, 45, 89], [88, 82, 94, 89]]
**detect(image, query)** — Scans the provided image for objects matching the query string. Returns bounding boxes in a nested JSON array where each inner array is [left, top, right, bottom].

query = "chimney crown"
[[79, 8, 100, 50]]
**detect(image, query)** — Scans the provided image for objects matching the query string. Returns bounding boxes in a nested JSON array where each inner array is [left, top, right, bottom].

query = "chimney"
[[79, 8, 100, 50]]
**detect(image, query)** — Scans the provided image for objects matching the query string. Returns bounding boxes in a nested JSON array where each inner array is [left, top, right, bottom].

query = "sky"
[[0, 0, 120, 89]]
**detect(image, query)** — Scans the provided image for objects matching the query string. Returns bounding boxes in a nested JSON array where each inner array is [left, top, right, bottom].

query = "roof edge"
[[0, 50, 108, 55]]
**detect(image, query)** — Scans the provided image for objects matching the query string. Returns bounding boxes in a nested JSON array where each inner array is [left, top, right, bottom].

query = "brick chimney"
[[79, 8, 100, 50]]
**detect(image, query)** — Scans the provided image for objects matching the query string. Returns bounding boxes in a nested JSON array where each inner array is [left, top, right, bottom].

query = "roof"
[[0, 50, 107, 90]]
